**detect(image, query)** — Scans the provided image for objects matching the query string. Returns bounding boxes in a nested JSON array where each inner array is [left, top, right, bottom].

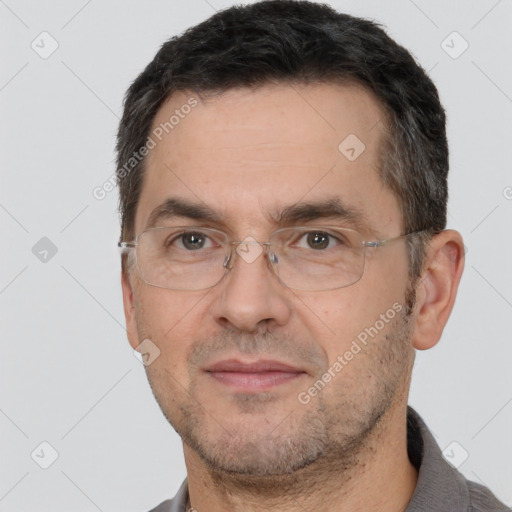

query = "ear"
[[412, 229, 465, 350], [121, 269, 140, 350]]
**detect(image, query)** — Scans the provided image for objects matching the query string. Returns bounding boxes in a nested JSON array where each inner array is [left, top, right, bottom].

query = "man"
[[116, 1, 509, 510]]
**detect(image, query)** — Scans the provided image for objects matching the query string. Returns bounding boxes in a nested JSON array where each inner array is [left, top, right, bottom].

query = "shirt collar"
[[405, 406, 470, 511]]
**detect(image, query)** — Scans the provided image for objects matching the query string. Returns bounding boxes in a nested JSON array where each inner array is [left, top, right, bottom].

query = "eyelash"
[[164, 229, 348, 251]]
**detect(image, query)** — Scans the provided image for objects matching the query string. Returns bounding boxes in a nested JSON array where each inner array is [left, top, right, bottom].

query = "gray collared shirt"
[[148, 407, 510, 511]]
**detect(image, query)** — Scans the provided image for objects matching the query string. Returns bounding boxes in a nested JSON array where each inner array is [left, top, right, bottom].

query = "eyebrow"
[[145, 197, 372, 234], [272, 198, 370, 233], [146, 198, 225, 230]]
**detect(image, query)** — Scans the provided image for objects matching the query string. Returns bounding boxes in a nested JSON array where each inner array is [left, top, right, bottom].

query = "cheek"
[[299, 269, 409, 358], [136, 287, 205, 333], [134, 288, 210, 374]]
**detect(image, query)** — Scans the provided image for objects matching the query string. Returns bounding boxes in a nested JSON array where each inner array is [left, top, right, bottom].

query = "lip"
[[206, 359, 303, 373], [204, 359, 306, 392]]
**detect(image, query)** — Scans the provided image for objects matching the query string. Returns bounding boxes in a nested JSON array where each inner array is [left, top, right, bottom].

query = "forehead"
[[136, 83, 402, 236]]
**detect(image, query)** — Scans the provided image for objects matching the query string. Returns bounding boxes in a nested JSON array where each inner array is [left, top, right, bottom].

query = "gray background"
[[1, 0, 511, 510]]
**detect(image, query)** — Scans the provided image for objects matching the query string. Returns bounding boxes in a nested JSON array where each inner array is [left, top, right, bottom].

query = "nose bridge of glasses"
[[223, 238, 274, 270], [230, 239, 271, 246]]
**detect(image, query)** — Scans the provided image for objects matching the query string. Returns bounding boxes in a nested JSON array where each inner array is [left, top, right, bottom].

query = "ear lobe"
[[412, 230, 465, 351], [121, 270, 140, 350]]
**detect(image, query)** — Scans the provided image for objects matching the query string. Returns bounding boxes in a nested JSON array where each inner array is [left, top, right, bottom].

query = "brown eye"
[[306, 232, 330, 250]]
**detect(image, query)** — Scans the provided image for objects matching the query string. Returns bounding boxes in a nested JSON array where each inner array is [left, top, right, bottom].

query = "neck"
[[183, 402, 418, 512]]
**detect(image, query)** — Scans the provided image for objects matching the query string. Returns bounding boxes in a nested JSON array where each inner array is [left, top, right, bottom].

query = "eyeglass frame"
[[118, 225, 430, 291]]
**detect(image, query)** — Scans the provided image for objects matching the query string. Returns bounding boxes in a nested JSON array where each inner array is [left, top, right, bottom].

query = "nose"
[[210, 241, 292, 332]]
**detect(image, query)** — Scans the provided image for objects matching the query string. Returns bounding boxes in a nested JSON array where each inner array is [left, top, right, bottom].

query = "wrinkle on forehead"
[[138, 83, 400, 238], [150, 83, 385, 152]]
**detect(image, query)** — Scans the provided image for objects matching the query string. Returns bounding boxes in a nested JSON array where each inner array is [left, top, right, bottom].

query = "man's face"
[[123, 83, 417, 476]]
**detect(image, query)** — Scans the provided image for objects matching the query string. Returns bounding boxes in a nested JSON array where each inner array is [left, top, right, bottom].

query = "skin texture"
[[121, 83, 465, 512]]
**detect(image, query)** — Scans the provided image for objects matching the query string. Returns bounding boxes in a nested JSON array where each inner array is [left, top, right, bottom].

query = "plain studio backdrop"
[[1, 0, 511, 510]]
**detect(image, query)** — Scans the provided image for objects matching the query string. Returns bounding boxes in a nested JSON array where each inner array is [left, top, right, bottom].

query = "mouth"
[[204, 359, 307, 392]]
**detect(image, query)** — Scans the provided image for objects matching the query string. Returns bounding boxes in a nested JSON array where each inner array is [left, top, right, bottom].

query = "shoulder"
[[406, 407, 510, 511], [147, 499, 174, 512], [145, 479, 189, 512], [468, 480, 511, 512]]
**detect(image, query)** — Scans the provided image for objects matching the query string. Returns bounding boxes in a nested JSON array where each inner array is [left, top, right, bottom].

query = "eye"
[[296, 231, 343, 250], [168, 231, 215, 251]]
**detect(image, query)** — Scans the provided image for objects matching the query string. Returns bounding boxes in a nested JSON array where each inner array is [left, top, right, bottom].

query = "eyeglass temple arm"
[[118, 241, 136, 254], [363, 230, 427, 249]]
